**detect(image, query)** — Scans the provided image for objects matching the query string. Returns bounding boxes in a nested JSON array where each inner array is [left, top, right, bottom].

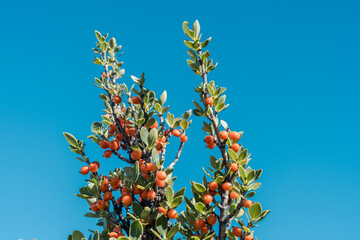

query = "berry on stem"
[[204, 97, 214, 106], [167, 209, 178, 219], [222, 182, 232, 191], [80, 166, 89, 175]]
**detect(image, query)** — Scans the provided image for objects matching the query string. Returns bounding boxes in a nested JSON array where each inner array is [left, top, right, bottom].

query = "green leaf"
[[95, 30, 102, 42], [201, 37, 212, 49], [132, 201, 143, 217], [132, 162, 140, 183], [150, 229, 163, 240], [228, 149, 238, 161], [166, 186, 174, 203], [141, 207, 151, 220], [195, 202, 206, 213], [109, 37, 116, 49], [129, 219, 143, 240], [63, 132, 78, 148], [159, 91, 167, 105], [91, 122, 104, 134], [148, 128, 158, 147], [167, 222, 180, 239], [191, 181, 206, 193], [193, 101, 204, 113], [182, 21, 195, 39], [93, 230, 100, 240], [84, 212, 100, 218], [238, 165, 247, 180], [184, 197, 197, 212], [156, 213, 168, 237], [187, 49, 197, 61], [140, 127, 149, 145], [210, 155, 222, 170], [184, 40, 196, 50], [249, 202, 262, 220], [170, 195, 183, 208], [72, 230, 84, 240], [190, 236, 200, 240], [248, 182, 261, 190], [193, 20, 200, 38]]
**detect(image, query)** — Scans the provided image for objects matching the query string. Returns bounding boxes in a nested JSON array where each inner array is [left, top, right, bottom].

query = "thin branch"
[[112, 150, 133, 164], [169, 141, 185, 168]]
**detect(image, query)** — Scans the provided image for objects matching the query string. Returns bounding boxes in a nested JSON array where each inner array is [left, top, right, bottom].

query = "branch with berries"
[[64, 30, 191, 240], [178, 20, 270, 240]]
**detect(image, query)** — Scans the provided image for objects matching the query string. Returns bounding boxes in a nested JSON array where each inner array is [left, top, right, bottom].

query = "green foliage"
[[64, 20, 269, 240]]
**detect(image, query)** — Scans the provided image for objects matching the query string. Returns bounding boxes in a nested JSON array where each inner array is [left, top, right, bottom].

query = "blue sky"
[[1, 0, 359, 239]]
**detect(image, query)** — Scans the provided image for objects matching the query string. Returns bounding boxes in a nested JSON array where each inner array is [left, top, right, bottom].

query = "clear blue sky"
[[1, 0, 359, 239]]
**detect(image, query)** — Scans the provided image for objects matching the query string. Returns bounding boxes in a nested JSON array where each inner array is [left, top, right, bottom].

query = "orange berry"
[[232, 227, 242, 237], [109, 140, 119, 150], [110, 177, 120, 188], [229, 131, 241, 142], [100, 140, 109, 149], [109, 232, 118, 238], [150, 120, 158, 129], [245, 235, 254, 240], [96, 200, 107, 210], [201, 226, 209, 234], [116, 197, 122, 205], [156, 171, 167, 181], [159, 136, 166, 143], [115, 133, 124, 141], [132, 96, 141, 104], [230, 191, 240, 199], [133, 185, 142, 195], [89, 163, 98, 173], [122, 195, 133, 206], [209, 190, 217, 196], [141, 165, 148, 174], [218, 131, 228, 140], [121, 187, 131, 196], [131, 150, 142, 160], [143, 173, 150, 180], [222, 182, 232, 191], [147, 162, 157, 172], [90, 202, 99, 212], [158, 207, 167, 215], [204, 97, 213, 106], [100, 183, 109, 192], [156, 178, 166, 187], [229, 163, 238, 172], [172, 129, 181, 137], [206, 142, 216, 149], [102, 72, 106, 78], [155, 142, 164, 151], [167, 209, 178, 219], [194, 219, 206, 229], [202, 194, 213, 205], [104, 150, 112, 158], [231, 143, 241, 152], [147, 190, 156, 200], [204, 135, 214, 143], [92, 161, 100, 168], [80, 166, 89, 175], [243, 200, 253, 208], [180, 135, 188, 142], [140, 190, 148, 200], [208, 181, 219, 191], [103, 191, 113, 201], [109, 124, 117, 133], [113, 96, 122, 104], [207, 214, 217, 226]]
